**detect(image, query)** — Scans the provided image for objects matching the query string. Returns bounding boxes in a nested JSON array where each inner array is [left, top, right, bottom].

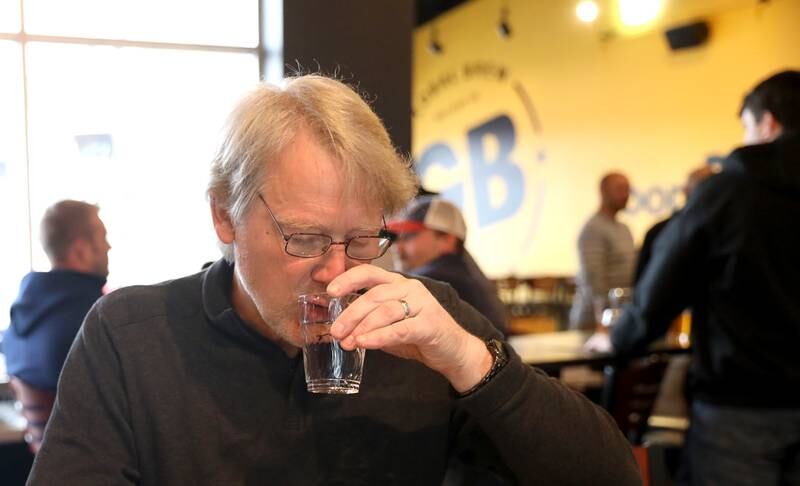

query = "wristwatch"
[[458, 338, 510, 398]]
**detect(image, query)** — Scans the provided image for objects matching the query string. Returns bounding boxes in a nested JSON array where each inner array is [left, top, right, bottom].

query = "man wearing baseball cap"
[[389, 197, 507, 335]]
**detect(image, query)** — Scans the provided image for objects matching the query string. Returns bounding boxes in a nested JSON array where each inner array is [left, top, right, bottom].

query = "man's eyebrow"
[[279, 219, 323, 232], [281, 221, 382, 235]]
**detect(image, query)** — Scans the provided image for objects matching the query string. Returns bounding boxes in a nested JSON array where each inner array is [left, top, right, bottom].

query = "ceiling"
[[416, 0, 765, 28]]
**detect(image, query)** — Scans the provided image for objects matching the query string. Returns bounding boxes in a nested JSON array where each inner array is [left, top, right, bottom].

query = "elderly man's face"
[[224, 127, 382, 348]]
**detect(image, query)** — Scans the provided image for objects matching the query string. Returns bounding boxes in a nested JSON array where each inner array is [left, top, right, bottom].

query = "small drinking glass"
[[297, 292, 365, 394]]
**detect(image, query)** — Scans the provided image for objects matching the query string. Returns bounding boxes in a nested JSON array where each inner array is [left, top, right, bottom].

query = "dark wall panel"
[[283, 0, 414, 155]]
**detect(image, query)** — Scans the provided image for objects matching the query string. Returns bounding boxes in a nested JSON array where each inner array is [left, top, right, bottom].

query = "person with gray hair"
[[29, 75, 639, 485], [2, 200, 110, 450]]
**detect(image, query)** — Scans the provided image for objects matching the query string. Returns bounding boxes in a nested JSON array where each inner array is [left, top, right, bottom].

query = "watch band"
[[458, 338, 510, 398]]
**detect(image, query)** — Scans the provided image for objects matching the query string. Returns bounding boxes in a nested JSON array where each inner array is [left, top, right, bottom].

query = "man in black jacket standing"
[[611, 70, 800, 485]]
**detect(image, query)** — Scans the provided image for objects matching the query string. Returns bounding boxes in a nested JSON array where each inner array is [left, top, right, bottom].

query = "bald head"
[[600, 172, 631, 215]]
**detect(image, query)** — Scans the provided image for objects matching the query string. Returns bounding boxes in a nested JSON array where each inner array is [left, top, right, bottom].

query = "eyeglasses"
[[257, 193, 394, 260]]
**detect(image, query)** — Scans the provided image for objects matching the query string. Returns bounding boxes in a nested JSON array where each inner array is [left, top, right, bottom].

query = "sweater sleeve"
[[578, 219, 609, 299], [28, 299, 141, 484], [610, 174, 736, 355], [446, 290, 642, 485]]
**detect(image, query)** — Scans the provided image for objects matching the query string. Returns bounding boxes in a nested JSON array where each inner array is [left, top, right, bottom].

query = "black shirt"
[[612, 134, 800, 408]]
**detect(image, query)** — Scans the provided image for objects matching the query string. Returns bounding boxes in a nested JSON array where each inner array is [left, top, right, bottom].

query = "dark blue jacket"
[[2, 270, 105, 391], [412, 252, 508, 336]]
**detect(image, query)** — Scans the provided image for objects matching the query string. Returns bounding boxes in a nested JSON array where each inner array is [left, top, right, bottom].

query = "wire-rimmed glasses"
[[257, 193, 393, 260]]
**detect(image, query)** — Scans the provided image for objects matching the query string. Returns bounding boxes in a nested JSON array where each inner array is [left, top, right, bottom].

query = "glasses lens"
[[286, 234, 331, 257], [346, 236, 392, 260]]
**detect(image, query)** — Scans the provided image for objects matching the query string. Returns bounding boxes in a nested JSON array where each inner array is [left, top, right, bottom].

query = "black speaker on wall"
[[665, 21, 710, 51]]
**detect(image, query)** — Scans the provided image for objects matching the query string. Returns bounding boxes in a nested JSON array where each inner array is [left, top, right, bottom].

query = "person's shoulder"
[[723, 136, 800, 189], [406, 273, 460, 306], [582, 212, 604, 228], [578, 213, 603, 236], [92, 270, 205, 330], [412, 254, 465, 279], [691, 164, 746, 201]]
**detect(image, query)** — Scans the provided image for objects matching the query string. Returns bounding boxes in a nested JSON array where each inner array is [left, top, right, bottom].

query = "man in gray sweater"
[[570, 172, 636, 330], [29, 75, 640, 485]]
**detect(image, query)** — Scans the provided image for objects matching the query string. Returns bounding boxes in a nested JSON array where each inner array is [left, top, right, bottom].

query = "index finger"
[[327, 264, 404, 297]]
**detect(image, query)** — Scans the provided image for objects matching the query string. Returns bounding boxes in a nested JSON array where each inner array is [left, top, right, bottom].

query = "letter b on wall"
[[468, 115, 523, 226]]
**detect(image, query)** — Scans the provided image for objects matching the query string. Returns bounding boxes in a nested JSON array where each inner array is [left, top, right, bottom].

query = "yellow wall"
[[412, 0, 800, 277]]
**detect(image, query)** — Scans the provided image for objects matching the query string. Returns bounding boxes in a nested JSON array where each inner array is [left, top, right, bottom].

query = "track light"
[[576, 1, 600, 23], [497, 6, 512, 39], [428, 26, 443, 55]]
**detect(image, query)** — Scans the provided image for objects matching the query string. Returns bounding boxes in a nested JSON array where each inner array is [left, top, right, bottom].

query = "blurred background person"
[[634, 164, 719, 283], [389, 197, 507, 336], [611, 70, 800, 486], [2, 200, 110, 396], [570, 172, 636, 330]]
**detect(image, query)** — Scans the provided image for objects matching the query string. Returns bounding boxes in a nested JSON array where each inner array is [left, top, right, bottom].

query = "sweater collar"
[[200, 258, 290, 355]]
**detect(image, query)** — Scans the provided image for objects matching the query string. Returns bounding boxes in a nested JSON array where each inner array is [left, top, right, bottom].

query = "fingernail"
[[342, 336, 356, 348], [327, 283, 339, 295]]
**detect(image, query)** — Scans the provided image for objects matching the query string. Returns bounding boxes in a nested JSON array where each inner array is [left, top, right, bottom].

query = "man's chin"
[[283, 320, 305, 348]]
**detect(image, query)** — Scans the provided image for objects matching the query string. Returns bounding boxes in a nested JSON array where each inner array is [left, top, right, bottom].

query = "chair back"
[[9, 377, 56, 454], [602, 353, 671, 444]]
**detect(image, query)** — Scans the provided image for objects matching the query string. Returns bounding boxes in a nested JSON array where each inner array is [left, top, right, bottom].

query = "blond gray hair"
[[208, 75, 418, 261]]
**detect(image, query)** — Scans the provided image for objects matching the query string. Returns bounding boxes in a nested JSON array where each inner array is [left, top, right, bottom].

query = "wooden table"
[[508, 330, 615, 375], [508, 330, 690, 376], [0, 356, 25, 445]]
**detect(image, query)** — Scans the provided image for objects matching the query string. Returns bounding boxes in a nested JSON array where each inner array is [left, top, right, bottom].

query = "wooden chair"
[[8, 377, 56, 454], [602, 353, 671, 445]]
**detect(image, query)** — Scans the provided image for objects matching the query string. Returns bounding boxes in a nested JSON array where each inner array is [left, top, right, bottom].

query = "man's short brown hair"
[[40, 200, 99, 264]]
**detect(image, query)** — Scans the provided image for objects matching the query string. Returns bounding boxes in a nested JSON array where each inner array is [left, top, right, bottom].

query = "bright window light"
[[24, 43, 259, 290], [24, 0, 258, 47], [576, 1, 600, 24], [0, 41, 29, 323], [0, 0, 21, 33], [618, 0, 663, 27]]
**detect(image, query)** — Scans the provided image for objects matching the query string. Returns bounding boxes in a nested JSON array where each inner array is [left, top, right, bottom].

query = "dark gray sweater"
[[29, 260, 640, 485]]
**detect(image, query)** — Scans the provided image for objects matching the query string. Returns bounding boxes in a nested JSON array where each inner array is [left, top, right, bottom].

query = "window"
[[25, 43, 258, 284], [23, 0, 258, 47], [0, 41, 28, 319], [0, 0, 20, 33], [1, 2, 264, 331]]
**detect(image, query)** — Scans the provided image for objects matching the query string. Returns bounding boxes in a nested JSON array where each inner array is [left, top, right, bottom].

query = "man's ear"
[[759, 111, 783, 142], [210, 197, 235, 244], [66, 238, 91, 271]]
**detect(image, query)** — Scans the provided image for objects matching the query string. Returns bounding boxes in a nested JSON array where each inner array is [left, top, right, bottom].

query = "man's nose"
[[311, 244, 349, 284]]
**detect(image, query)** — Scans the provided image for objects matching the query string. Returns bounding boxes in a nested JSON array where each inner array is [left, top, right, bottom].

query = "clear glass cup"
[[608, 287, 633, 308], [297, 292, 365, 394]]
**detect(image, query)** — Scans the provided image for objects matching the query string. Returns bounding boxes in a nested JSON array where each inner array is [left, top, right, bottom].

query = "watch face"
[[488, 339, 509, 367], [459, 339, 510, 398]]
